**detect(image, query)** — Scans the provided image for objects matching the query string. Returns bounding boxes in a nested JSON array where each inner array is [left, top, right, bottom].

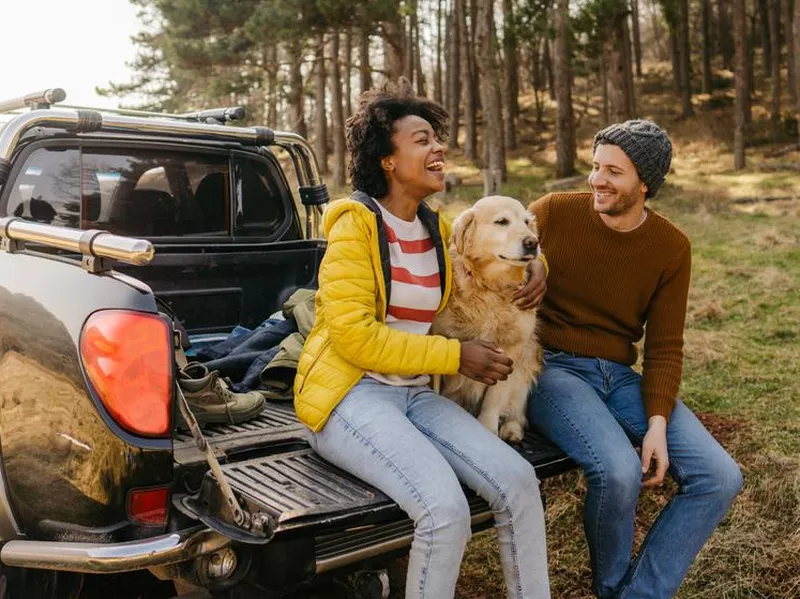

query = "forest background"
[[104, 0, 800, 597]]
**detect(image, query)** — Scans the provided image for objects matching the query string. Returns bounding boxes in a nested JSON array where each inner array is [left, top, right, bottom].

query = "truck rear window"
[[3, 146, 290, 239], [82, 150, 230, 237]]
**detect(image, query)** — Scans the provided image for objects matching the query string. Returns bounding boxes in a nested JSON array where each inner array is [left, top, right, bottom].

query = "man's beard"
[[595, 187, 640, 217]]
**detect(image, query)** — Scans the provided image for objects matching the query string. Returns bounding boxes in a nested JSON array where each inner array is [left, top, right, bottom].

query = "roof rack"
[[0, 87, 247, 126], [0, 88, 329, 239], [0, 88, 67, 113]]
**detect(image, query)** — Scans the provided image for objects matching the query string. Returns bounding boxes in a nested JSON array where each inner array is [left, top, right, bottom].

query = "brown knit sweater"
[[530, 192, 692, 420]]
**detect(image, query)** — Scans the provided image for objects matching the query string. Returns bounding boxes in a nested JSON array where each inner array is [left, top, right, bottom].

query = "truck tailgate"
[[175, 406, 574, 540]]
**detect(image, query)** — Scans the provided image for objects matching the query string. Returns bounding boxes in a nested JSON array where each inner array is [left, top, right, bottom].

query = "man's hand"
[[641, 415, 669, 488], [459, 339, 514, 386], [512, 256, 547, 310]]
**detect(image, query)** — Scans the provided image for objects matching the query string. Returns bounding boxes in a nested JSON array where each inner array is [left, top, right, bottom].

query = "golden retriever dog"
[[431, 196, 542, 442]]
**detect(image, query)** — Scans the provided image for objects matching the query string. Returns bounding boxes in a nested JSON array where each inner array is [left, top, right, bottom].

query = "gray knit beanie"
[[592, 120, 672, 198]]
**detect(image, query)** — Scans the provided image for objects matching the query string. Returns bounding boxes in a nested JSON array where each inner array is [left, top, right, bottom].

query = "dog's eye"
[[494, 218, 509, 226]]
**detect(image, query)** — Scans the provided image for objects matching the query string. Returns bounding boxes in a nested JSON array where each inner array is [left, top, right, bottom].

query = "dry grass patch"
[[684, 330, 730, 367], [753, 266, 795, 292]]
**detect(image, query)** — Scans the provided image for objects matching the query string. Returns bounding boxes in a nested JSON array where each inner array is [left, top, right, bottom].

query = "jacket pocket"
[[296, 338, 332, 395]]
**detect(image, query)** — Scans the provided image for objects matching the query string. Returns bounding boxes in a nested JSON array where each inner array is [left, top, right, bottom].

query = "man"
[[523, 120, 742, 598]]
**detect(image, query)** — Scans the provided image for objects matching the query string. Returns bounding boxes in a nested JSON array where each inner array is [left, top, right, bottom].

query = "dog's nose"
[[523, 237, 539, 255]]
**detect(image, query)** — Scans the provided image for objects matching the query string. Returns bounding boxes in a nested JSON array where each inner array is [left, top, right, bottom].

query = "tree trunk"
[[768, 0, 781, 137], [330, 32, 346, 187], [266, 43, 278, 128], [288, 39, 307, 138], [631, 0, 643, 77], [344, 28, 353, 118], [360, 28, 372, 94], [470, 0, 482, 113], [449, 0, 462, 147], [759, 0, 772, 82], [669, 22, 682, 94], [382, 17, 405, 81], [444, 10, 451, 111], [460, 0, 478, 160], [601, 54, 610, 124], [554, 0, 576, 177], [702, 0, 713, 93], [413, 9, 426, 95], [717, 0, 735, 70], [679, 0, 694, 117], [502, 0, 519, 150], [543, 38, 556, 101], [784, 0, 797, 106], [606, 10, 636, 122], [747, 11, 756, 119], [404, 12, 414, 81], [314, 35, 328, 176], [623, 9, 638, 115], [475, 0, 505, 194], [531, 38, 545, 129], [795, 0, 800, 141], [734, 0, 748, 168], [435, 0, 444, 104]]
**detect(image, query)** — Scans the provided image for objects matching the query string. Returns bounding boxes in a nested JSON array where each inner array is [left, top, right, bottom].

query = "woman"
[[294, 81, 550, 599]]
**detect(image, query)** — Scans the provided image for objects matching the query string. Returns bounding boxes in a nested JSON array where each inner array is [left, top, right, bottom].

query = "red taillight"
[[128, 487, 170, 525], [80, 310, 172, 437]]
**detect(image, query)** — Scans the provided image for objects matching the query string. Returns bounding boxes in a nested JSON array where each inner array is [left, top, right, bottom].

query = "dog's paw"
[[499, 421, 524, 444]]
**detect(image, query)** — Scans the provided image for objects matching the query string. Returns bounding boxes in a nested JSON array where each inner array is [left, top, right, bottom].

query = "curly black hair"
[[346, 78, 450, 199]]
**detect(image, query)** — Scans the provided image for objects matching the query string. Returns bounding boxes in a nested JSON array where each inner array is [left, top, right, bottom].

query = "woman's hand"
[[459, 340, 514, 385], [512, 257, 547, 310], [641, 415, 669, 488]]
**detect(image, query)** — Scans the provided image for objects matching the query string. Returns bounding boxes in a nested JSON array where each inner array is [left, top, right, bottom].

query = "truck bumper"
[[0, 526, 229, 574]]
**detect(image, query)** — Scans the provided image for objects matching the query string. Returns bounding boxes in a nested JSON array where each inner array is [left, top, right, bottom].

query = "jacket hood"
[[322, 191, 376, 238]]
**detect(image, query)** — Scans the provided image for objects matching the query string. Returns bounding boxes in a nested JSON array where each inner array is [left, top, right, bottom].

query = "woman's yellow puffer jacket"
[[294, 193, 462, 432]]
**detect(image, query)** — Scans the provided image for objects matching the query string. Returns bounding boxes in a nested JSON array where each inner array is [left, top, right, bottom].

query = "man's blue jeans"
[[527, 350, 743, 599], [308, 377, 550, 599]]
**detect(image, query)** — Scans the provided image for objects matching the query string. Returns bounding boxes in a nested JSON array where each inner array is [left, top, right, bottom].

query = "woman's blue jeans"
[[308, 377, 550, 599], [528, 350, 743, 599]]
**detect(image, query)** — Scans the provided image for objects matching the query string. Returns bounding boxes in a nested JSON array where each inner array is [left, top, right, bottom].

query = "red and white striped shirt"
[[367, 201, 442, 386]]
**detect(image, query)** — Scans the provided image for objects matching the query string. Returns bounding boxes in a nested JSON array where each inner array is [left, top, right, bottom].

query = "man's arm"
[[513, 194, 553, 309], [641, 244, 692, 422]]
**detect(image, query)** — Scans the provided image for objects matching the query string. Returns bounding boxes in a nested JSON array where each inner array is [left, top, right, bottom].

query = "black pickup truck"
[[0, 89, 574, 599]]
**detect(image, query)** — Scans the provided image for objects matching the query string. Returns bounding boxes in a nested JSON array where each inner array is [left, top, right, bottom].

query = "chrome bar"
[[273, 131, 323, 185], [0, 110, 271, 167], [0, 88, 66, 114], [0, 527, 229, 574], [272, 132, 326, 239], [0, 218, 155, 266], [59, 104, 202, 121]]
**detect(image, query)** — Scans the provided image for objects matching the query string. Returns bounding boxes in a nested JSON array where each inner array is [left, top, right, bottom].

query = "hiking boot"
[[177, 362, 265, 427]]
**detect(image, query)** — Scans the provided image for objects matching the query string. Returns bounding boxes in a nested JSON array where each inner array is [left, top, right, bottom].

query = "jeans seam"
[[413, 422, 527, 598], [328, 410, 435, 597], [614, 497, 678, 599], [532, 387, 608, 586]]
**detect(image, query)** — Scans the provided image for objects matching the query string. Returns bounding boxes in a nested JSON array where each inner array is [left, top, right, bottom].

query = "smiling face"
[[383, 114, 446, 199], [452, 196, 539, 286], [588, 143, 647, 217]]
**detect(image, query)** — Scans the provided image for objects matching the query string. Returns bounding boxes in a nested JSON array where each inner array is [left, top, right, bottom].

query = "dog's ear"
[[451, 209, 476, 255], [526, 210, 538, 235]]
